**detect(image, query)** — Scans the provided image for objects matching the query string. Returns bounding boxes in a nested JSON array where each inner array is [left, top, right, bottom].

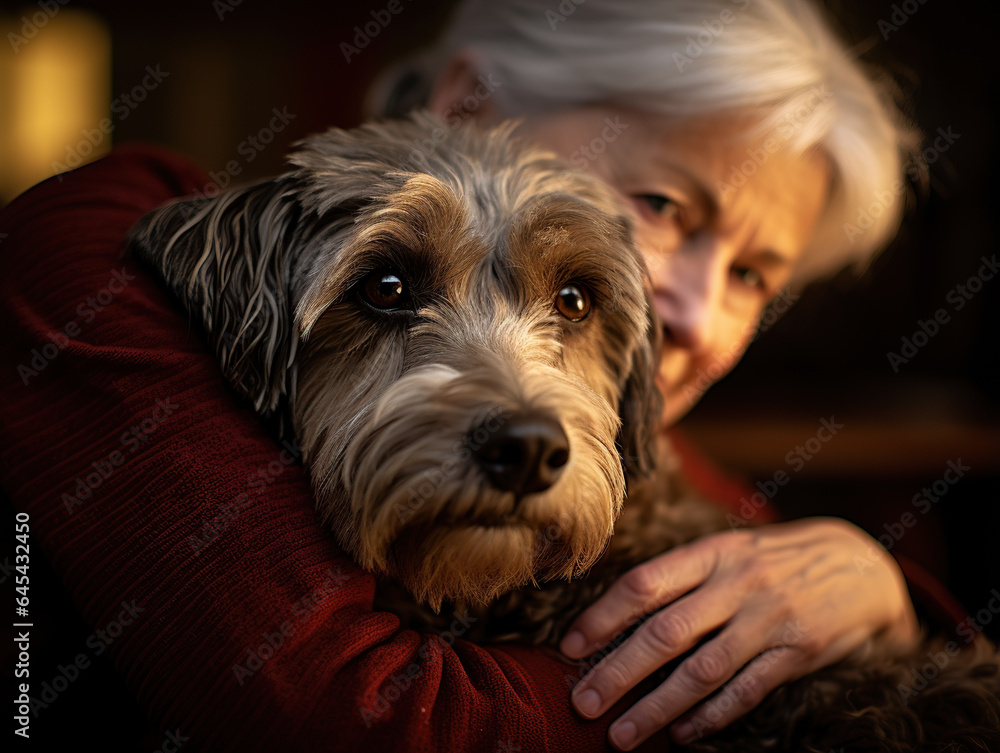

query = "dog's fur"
[[130, 112, 1000, 751]]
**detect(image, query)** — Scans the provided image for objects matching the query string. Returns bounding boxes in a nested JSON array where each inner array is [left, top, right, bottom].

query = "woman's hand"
[[559, 517, 920, 750]]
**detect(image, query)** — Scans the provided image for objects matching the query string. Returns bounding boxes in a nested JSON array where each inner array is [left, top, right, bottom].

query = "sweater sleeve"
[[0, 147, 662, 752]]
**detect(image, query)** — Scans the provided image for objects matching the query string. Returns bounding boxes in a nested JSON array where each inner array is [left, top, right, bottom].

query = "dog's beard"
[[304, 359, 624, 611]]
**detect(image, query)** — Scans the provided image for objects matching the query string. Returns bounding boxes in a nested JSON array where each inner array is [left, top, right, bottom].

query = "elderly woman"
[[0, 0, 960, 751], [365, 0, 924, 747]]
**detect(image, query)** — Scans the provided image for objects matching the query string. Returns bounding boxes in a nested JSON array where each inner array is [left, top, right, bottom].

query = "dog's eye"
[[555, 284, 591, 322], [362, 272, 408, 310]]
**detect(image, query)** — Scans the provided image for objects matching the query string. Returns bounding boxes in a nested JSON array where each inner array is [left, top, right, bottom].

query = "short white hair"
[[368, 0, 922, 285]]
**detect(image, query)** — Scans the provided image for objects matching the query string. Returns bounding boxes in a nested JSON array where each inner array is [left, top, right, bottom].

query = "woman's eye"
[[732, 266, 765, 290], [361, 271, 409, 310], [555, 283, 592, 322], [635, 194, 680, 218]]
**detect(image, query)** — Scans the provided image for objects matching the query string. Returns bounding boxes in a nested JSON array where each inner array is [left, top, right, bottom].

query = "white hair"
[[367, 0, 922, 285]]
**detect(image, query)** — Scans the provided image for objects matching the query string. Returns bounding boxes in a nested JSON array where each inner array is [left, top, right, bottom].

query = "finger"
[[570, 584, 739, 720], [560, 538, 721, 659], [669, 645, 802, 746], [604, 624, 772, 751]]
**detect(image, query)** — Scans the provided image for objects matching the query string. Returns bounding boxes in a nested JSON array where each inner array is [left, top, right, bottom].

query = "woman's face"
[[515, 107, 832, 427], [429, 75, 831, 426]]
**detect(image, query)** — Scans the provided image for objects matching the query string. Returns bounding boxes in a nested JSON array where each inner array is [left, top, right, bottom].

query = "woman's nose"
[[650, 239, 729, 354]]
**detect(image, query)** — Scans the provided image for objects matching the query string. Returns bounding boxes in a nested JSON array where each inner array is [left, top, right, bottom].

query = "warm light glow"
[[0, 9, 110, 204]]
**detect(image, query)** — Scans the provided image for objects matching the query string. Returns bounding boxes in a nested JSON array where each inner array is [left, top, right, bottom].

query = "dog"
[[130, 112, 1000, 752]]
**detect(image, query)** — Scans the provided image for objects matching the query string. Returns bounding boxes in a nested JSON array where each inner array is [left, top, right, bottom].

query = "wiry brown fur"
[[130, 112, 1000, 751]]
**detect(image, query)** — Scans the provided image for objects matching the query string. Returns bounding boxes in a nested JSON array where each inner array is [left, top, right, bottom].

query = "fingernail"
[[672, 720, 696, 743], [562, 630, 586, 657], [610, 720, 637, 750], [573, 688, 601, 717]]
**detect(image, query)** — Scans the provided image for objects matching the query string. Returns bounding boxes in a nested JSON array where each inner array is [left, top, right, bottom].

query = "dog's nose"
[[472, 414, 570, 497]]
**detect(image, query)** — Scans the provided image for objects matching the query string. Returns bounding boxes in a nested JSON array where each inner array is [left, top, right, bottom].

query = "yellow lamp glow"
[[0, 9, 110, 204]]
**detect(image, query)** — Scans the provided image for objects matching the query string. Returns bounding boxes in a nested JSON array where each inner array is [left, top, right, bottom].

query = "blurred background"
[[2, 0, 997, 669]]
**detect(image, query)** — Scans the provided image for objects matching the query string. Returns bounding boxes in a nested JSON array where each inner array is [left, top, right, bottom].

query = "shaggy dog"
[[130, 112, 1000, 752]]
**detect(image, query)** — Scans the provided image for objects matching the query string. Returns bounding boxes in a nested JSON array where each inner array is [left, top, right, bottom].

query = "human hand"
[[559, 517, 920, 750]]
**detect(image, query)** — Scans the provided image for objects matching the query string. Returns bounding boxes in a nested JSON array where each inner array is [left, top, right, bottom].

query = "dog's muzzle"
[[472, 413, 570, 497]]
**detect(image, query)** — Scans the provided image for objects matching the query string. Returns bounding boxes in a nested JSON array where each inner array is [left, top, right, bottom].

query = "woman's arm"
[[0, 147, 656, 752]]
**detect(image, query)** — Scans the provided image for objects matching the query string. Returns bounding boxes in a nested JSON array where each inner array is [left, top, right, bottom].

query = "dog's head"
[[130, 112, 662, 608]]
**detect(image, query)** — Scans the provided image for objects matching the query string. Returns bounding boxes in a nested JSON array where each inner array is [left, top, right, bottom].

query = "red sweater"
[[0, 146, 967, 752]]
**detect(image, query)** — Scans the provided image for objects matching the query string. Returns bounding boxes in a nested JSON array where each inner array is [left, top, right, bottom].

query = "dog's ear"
[[128, 178, 303, 415], [617, 291, 664, 479]]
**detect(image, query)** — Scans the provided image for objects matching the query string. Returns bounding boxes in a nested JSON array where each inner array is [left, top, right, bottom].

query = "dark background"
[[3, 0, 998, 746]]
